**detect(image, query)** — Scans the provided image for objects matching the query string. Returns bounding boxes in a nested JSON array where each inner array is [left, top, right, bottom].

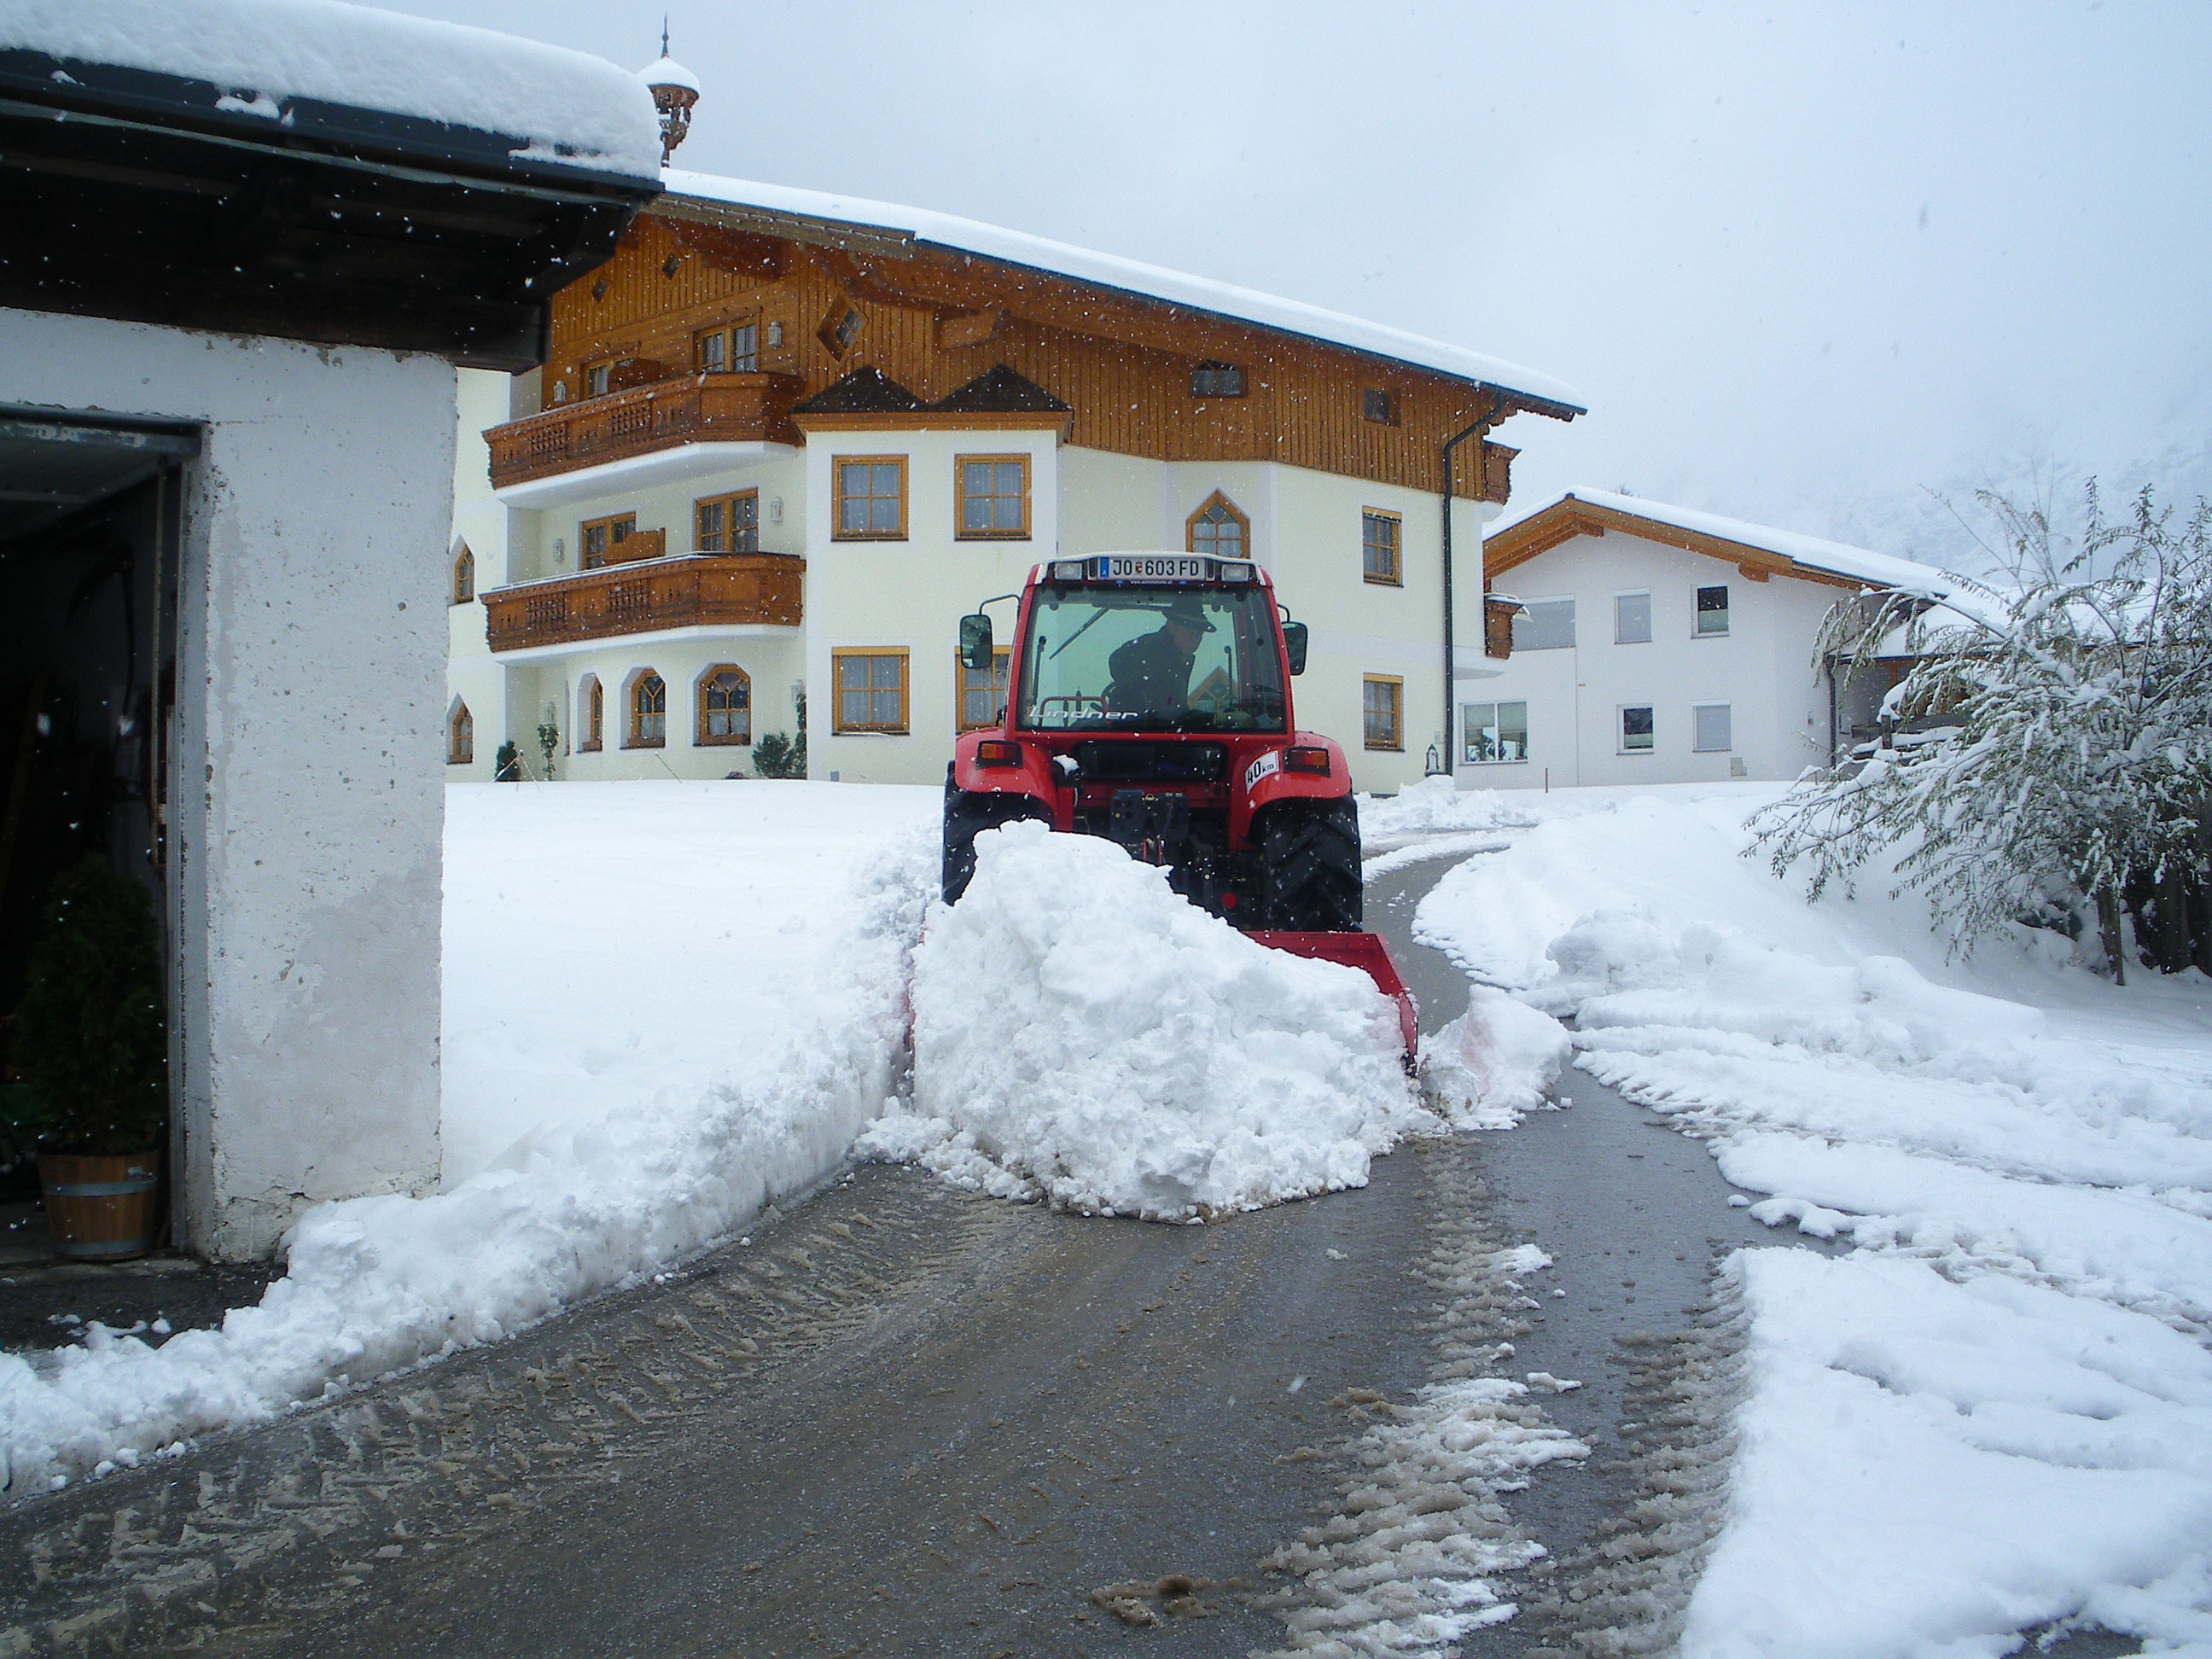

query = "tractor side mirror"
[[958, 612, 994, 672], [1282, 620, 1309, 676]]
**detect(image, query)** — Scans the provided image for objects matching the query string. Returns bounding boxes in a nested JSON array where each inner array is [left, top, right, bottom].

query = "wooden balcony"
[[482, 554, 803, 653], [486, 372, 804, 492]]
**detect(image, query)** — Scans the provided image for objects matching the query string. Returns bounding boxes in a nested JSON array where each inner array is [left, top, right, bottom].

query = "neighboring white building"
[[447, 131, 1583, 795], [1464, 491, 1963, 789]]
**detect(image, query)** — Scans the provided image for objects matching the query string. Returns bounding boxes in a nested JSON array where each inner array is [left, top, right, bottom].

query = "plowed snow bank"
[[863, 822, 1423, 1220]]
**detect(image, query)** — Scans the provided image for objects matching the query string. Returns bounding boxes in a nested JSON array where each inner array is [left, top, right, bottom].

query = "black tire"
[[1258, 796, 1364, 930], [942, 784, 1049, 903]]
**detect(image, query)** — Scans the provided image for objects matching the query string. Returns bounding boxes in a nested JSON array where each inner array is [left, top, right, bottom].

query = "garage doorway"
[[0, 410, 199, 1233]]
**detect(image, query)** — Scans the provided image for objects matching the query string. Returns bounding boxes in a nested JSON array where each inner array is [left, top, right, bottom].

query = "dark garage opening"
[[0, 410, 197, 1234]]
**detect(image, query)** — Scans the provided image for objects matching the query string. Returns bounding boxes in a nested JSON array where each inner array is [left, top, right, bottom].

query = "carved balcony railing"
[[486, 372, 805, 491], [482, 554, 803, 652]]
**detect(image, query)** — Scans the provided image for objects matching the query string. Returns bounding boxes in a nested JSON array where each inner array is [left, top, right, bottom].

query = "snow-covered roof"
[[1, 0, 665, 178], [660, 168, 1585, 416], [1502, 488, 1965, 597], [637, 55, 700, 96]]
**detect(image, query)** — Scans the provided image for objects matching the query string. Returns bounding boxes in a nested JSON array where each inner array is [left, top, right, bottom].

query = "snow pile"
[[1417, 787, 2212, 1654], [1359, 775, 1530, 843], [1683, 1251, 2212, 1659], [1419, 987, 1571, 1130], [3, 0, 664, 177], [863, 822, 1421, 1220], [0, 783, 939, 1489]]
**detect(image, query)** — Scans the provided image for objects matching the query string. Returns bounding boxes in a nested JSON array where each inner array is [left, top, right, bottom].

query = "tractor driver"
[[1107, 597, 1214, 717]]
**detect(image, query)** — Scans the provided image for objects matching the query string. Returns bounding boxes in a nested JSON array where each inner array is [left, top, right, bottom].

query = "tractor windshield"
[[1016, 584, 1287, 733]]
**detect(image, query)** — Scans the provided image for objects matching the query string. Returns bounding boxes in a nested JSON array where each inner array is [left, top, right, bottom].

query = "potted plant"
[[6, 854, 169, 1259]]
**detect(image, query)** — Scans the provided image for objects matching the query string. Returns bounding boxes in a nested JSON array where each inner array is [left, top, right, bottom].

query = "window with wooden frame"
[[1361, 387, 1396, 425], [451, 545, 474, 604], [697, 665, 752, 746], [833, 649, 909, 734], [818, 303, 864, 359], [580, 513, 636, 570], [835, 457, 907, 540], [956, 455, 1030, 539], [695, 490, 760, 553], [576, 675, 602, 752], [694, 319, 760, 375], [585, 359, 613, 398], [1360, 510, 1402, 585], [1362, 676, 1404, 751], [627, 671, 667, 748], [1185, 492, 1249, 560], [956, 649, 1011, 733], [447, 701, 473, 765], [1190, 361, 1244, 398]]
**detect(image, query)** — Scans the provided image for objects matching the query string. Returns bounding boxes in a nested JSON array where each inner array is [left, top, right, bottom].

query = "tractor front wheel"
[[1257, 796, 1364, 930], [942, 784, 1050, 904]]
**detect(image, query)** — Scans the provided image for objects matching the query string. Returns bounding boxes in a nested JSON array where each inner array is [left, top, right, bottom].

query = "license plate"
[[1098, 555, 1206, 581]]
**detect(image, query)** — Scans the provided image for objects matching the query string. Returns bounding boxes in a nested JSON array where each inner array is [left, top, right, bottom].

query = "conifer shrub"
[[8, 854, 168, 1155]]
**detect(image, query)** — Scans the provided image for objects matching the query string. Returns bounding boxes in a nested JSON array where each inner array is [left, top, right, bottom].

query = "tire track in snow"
[[0, 1169, 994, 1656]]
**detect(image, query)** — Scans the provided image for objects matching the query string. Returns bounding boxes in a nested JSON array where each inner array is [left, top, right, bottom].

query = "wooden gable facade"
[[499, 197, 1535, 503]]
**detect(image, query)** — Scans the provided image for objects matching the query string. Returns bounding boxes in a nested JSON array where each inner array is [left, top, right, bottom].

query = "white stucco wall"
[[1463, 530, 1842, 789], [1, 308, 453, 1260], [806, 426, 1065, 785]]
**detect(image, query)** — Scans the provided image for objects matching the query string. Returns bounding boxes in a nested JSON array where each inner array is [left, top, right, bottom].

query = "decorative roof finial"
[[639, 26, 700, 167]]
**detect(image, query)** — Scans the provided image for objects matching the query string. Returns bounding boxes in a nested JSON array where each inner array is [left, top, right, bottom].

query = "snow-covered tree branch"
[[1751, 482, 2212, 979]]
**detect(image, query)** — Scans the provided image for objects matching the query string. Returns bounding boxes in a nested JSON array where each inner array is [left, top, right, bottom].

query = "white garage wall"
[[2, 308, 452, 1260]]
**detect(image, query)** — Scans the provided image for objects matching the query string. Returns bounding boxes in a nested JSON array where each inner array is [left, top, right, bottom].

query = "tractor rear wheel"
[[942, 784, 1049, 903], [1257, 796, 1363, 930]]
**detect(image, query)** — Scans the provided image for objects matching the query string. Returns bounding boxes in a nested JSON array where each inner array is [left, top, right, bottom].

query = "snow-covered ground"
[[1417, 783, 2212, 1657], [0, 783, 938, 1489], [0, 781, 1460, 1486]]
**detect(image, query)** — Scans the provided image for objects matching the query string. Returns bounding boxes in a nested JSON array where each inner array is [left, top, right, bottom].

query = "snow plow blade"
[[1248, 931, 1418, 1068]]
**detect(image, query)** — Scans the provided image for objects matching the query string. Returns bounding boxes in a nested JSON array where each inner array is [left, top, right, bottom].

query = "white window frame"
[[1695, 584, 1731, 638], [1691, 701, 1733, 753], [1614, 590, 1652, 646], [1462, 700, 1529, 765], [1618, 703, 1656, 754]]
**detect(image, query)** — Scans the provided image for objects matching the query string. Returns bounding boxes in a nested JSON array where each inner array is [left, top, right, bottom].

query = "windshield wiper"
[[1049, 609, 1113, 661]]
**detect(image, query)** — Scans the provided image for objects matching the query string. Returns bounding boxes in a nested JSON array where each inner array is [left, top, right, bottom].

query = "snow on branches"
[[1751, 482, 2212, 979]]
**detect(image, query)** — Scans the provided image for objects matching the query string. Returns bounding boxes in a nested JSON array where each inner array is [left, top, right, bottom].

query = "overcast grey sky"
[[412, 0, 2210, 571]]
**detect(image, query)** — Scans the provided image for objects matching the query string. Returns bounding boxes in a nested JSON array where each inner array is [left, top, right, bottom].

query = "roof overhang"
[[0, 51, 661, 370], [1484, 495, 1866, 591], [491, 440, 797, 509]]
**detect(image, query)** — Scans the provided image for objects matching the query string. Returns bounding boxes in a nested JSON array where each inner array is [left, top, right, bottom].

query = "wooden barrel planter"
[[38, 1153, 160, 1260]]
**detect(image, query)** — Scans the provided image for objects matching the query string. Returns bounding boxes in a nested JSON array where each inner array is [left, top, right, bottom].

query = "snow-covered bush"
[[1751, 482, 2212, 977]]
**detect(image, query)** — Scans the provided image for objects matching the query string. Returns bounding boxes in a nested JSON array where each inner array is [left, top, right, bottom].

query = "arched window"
[[577, 674, 603, 752], [452, 545, 474, 605], [1186, 492, 1249, 561], [447, 700, 474, 765], [697, 665, 752, 746], [626, 671, 667, 748]]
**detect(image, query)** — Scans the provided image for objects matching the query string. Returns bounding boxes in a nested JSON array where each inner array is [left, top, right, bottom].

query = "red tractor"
[[944, 550, 1418, 1062]]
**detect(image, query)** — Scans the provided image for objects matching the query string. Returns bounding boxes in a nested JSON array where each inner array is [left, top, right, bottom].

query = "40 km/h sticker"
[[1244, 750, 1283, 790]]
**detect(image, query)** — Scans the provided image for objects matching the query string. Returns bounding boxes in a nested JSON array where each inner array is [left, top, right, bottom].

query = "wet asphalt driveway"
[[0, 842, 1818, 1657]]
